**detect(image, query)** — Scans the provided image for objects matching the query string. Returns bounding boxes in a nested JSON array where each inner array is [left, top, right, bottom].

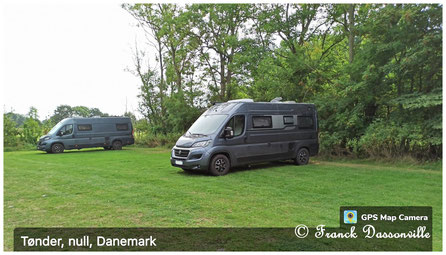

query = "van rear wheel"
[[51, 143, 64, 153], [112, 141, 122, 150], [294, 148, 309, 165], [209, 154, 230, 176]]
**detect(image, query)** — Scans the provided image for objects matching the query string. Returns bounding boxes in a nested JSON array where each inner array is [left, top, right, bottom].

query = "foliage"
[[123, 3, 442, 160], [5, 112, 26, 127], [132, 118, 182, 148], [3, 114, 21, 147], [21, 118, 41, 144], [50, 105, 109, 123]]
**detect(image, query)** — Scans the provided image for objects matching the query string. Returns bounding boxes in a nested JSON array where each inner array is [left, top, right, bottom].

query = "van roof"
[[207, 100, 315, 115], [215, 99, 314, 106], [62, 117, 131, 123], [68, 117, 131, 119]]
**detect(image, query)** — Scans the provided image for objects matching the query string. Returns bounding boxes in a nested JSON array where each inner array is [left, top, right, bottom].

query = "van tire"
[[294, 148, 309, 165], [103, 146, 112, 150], [51, 143, 64, 153], [209, 154, 230, 176], [112, 141, 122, 150]]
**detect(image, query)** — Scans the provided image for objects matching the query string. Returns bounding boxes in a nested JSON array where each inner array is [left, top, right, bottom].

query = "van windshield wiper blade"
[[191, 133, 206, 136], [186, 131, 204, 136]]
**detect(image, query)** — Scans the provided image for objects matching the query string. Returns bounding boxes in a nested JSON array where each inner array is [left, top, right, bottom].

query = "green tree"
[[51, 105, 73, 123], [49, 105, 109, 123], [19, 106, 43, 145], [190, 4, 253, 101], [124, 3, 442, 159], [27, 106, 39, 120], [3, 114, 20, 147], [124, 3, 204, 134], [5, 112, 26, 127]]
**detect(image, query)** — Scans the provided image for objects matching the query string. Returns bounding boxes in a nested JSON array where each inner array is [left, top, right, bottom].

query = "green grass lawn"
[[4, 147, 442, 251]]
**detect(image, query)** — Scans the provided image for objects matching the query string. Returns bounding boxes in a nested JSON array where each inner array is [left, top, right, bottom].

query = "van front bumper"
[[170, 146, 210, 170], [37, 142, 50, 151]]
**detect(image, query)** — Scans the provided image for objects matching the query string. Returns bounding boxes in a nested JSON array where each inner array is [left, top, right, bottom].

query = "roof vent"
[[270, 97, 282, 103], [228, 99, 254, 103]]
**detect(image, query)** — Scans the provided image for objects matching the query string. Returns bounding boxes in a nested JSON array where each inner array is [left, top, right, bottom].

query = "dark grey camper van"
[[170, 99, 318, 176], [37, 117, 134, 153]]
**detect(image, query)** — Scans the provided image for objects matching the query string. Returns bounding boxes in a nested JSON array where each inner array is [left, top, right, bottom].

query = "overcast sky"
[[2, 2, 147, 120]]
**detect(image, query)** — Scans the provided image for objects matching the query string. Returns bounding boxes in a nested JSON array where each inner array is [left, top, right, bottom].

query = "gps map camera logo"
[[344, 210, 357, 224]]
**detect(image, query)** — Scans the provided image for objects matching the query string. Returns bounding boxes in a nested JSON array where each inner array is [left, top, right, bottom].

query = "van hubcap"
[[54, 144, 62, 153], [215, 159, 226, 172], [298, 151, 308, 163]]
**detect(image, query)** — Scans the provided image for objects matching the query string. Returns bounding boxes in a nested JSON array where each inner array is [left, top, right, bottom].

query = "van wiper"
[[186, 131, 206, 136]]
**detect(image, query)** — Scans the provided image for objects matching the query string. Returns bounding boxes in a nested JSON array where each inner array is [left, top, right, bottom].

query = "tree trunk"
[[220, 53, 226, 100], [171, 46, 182, 92], [158, 39, 164, 88], [348, 4, 355, 63]]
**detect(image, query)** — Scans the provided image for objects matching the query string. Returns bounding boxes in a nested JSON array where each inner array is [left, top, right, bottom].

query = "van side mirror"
[[57, 131, 63, 136], [224, 127, 234, 138]]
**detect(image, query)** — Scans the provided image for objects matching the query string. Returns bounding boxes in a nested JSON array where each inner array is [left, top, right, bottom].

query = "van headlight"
[[43, 136, 51, 141], [191, 140, 211, 148]]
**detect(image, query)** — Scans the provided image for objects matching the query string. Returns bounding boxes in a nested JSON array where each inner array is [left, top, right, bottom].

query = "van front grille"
[[174, 149, 189, 158]]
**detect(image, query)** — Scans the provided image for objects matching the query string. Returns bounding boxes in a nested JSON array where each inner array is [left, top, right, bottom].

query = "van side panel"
[[217, 103, 318, 167], [171, 101, 318, 172], [53, 117, 134, 151]]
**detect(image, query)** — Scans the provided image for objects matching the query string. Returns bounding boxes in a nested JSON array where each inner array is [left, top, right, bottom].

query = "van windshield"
[[186, 114, 227, 136], [47, 121, 65, 135]]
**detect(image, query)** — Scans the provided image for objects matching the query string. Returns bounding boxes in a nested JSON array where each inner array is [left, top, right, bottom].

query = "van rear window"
[[252, 116, 272, 128], [116, 123, 129, 131], [77, 124, 92, 131], [298, 116, 314, 129]]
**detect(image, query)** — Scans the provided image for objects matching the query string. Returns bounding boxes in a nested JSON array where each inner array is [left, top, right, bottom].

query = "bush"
[[358, 120, 441, 160], [134, 131, 182, 148], [22, 118, 42, 145], [4, 114, 20, 147]]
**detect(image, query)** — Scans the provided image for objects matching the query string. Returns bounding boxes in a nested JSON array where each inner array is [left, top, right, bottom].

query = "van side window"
[[59, 124, 73, 135], [298, 116, 314, 129], [253, 116, 272, 128], [225, 115, 245, 137], [116, 123, 129, 131], [78, 124, 92, 131], [283, 116, 294, 125]]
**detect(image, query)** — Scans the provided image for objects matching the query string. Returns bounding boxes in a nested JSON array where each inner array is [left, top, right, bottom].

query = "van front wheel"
[[51, 143, 64, 153], [294, 148, 309, 165], [209, 154, 230, 176], [112, 141, 122, 150]]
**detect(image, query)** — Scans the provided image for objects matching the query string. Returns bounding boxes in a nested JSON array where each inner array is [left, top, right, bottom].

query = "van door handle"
[[244, 137, 247, 143]]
